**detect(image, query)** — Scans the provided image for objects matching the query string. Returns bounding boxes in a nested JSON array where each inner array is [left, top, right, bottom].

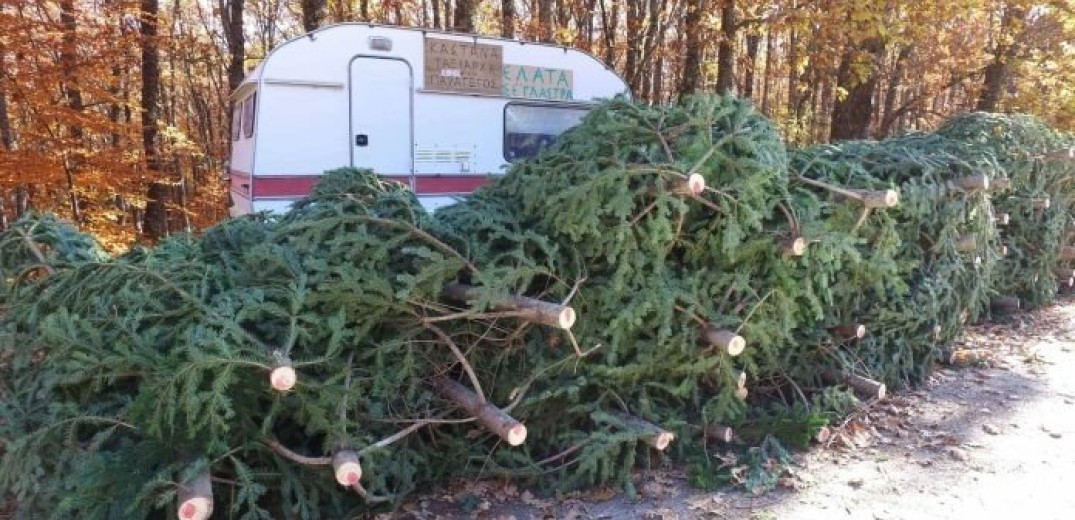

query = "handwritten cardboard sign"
[[423, 37, 503, 95], [502, 65, 574, 101]]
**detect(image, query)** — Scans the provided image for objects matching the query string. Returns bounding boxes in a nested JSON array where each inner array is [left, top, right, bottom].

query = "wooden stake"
[[332, 450, 363, 486], [830, 323, 866, 340], [434, 376, 527, 446], [999, 245, 1008, 257], [609, 411, 675, 450], [990, 296, 1021, 313], [701, 326, 745, 356], [996, 213, 1010, 226], [442, 283, 577, 330], [1032, 198, 1051, 210], [704, 424, 734, 443], [825, 370, 886, 400], [956, 234, 977, 253], [848, 189, 900, 208], [269, 358, 297, 392], [780, 235, 807, 256], [736, 371, 748, 390], [177, 470, 213, 520], [953, 174, 990, 192]]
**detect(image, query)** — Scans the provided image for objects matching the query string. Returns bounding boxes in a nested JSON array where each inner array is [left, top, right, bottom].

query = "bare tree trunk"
[[501, 0, 515, 37], [977, 6, 1024, 112], [677, 0, 707, 98], [638, 0, 665, 102], [599, 0, 619, 67], [301, 0, 327, 32], [0, 51, 13, 151], [787, 26, 798, 117], [715, 0, 736, 94], [538, 0, 554, 42], [624, 0, 643, 91], [60, 0, 82, 223], [454, 0, 476, 32], [141, 0, 168, 239], [743, 32, 760, 99], [830, 38, 885, 141], [761, 28, 773, 114], [220, 0, 245, 93], [878, 46, 910, 138]]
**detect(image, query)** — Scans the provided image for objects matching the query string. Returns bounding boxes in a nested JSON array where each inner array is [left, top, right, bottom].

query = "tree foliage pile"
[[2, 95, 1074, 519], [440, 95, 881, 489], [936, 113, 1075, 310], [0, 174, 576, 518], [790, 132, 1006, 385]]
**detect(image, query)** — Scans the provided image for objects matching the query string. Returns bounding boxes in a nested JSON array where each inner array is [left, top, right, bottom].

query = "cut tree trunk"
[[825, 370, 886, 400], [848, 189, 899, 208], [434, 376, 527, 446], [780, 236, 807, 256], [609, 410, 675, 450], [704, 424, 734, 443], [956, 234, 977, 253], [991, 296, 1021, 313], [830, 324, 866, 340], [701, 326, 745, 356], [332, 450, 363, 486], [442, 283, 577, 329], [953, 174, 990, 192], [269, 358, 296, 392], [177, 469, 213, 520]]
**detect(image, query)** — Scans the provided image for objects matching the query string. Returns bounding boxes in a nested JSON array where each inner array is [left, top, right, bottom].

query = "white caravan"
[[228, 23, 630, 216]]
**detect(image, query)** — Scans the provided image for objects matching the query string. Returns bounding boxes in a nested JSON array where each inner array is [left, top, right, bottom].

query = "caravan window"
[[230, 102, 242, 141], [242, 94, 257, 139], [503, 104, 588, 161]]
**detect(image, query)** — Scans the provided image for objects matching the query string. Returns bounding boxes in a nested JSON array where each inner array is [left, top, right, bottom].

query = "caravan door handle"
[[355, 134, 369, 147]]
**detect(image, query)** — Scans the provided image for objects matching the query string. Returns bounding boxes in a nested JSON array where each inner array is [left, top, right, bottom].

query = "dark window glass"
[[230, 102, 242, 141], [242, 94, 257, 139], [503, 104, 587, 161]]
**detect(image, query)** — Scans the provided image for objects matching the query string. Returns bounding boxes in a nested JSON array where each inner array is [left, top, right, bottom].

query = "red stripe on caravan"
[[248, 174, 491, 198], [414, 176, 489, 194]]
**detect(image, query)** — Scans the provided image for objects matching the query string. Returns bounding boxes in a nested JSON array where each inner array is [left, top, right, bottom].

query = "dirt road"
[[388, 303, 1075, 520]]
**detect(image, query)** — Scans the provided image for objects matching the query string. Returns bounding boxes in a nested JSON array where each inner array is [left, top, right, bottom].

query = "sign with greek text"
[[502, 65, 574, 101], [423, 37, 503, 95]]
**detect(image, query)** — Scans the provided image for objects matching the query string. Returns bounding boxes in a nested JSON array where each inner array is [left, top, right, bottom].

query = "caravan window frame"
[[241, 94, 257, 139], [230, 102, 242, 141], [502, 102, 591, 162]]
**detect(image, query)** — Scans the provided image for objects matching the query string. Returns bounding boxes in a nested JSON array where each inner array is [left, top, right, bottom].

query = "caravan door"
[[349, 57, 413, 185]]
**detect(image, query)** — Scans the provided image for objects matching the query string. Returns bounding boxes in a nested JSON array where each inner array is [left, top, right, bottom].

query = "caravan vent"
[[415, 149, 473, 164]]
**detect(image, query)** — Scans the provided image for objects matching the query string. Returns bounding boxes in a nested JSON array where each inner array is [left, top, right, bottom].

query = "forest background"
[[1, 0, 1073, 249]]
